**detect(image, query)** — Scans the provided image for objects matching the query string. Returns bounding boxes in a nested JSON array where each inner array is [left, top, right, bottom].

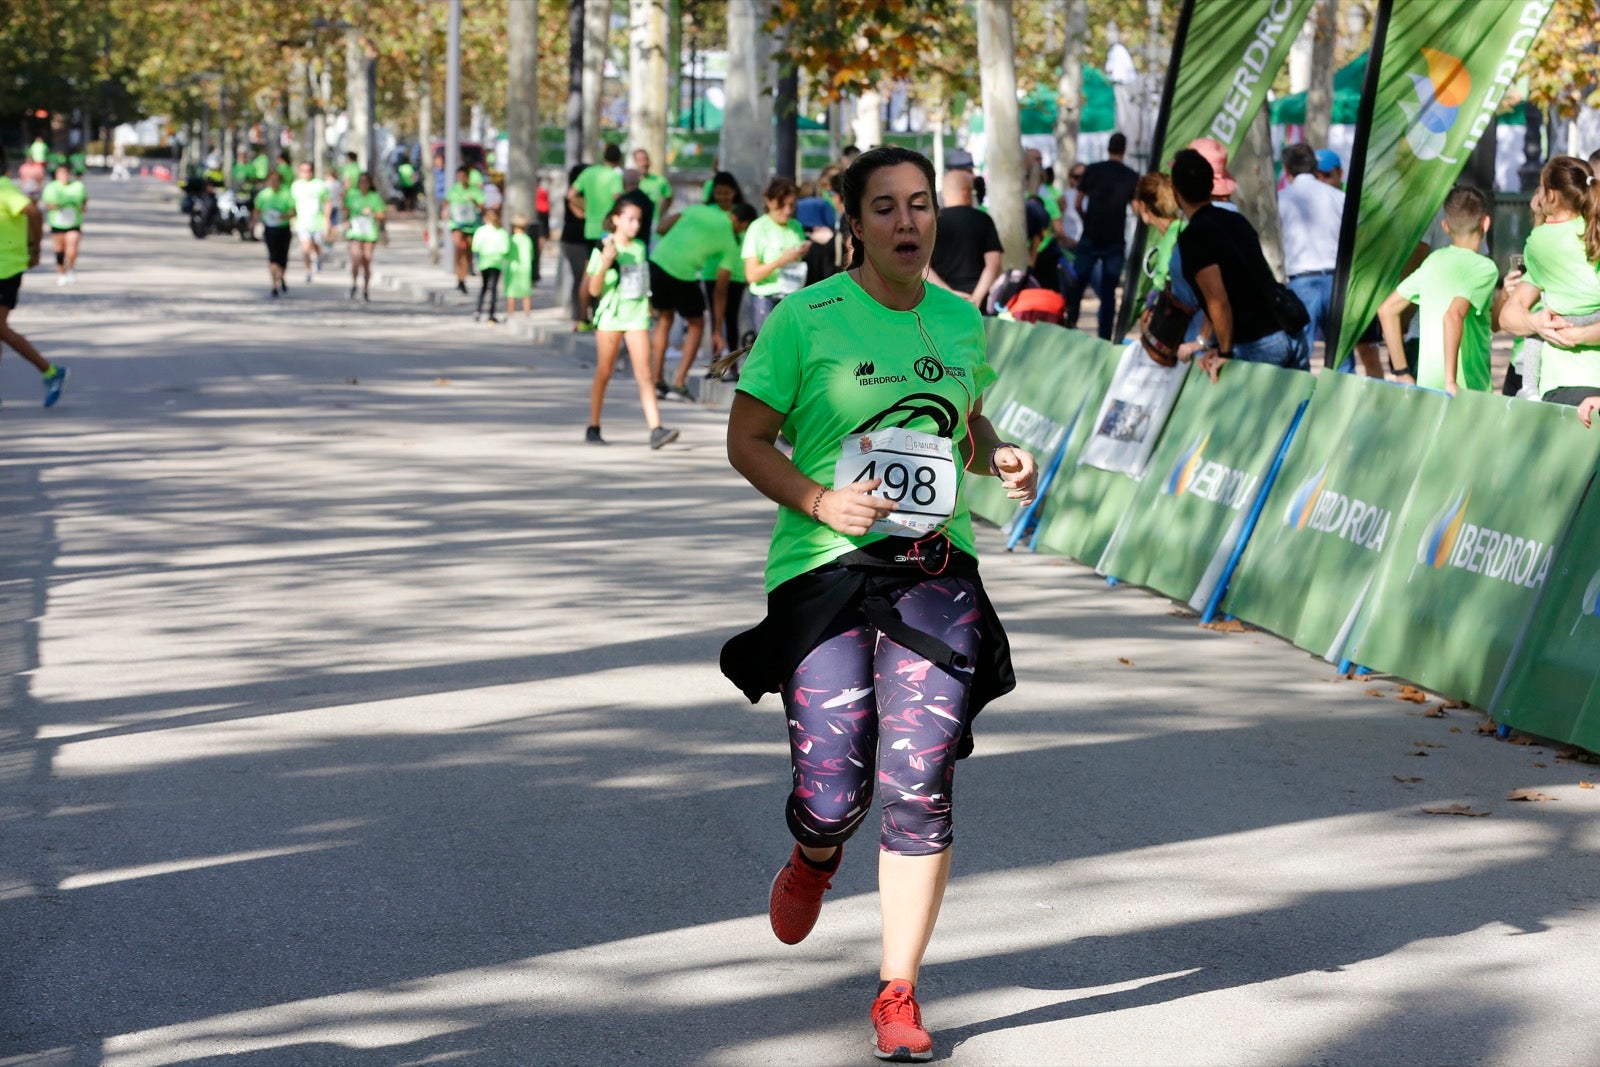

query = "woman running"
[[40, 164, 86, 285], [443, 165, 484, 295], [723, 146, 1037, 1063], [252, 169, 296, 298], [344, 172, 385, 302], [742, 177, 810, 336], [471, 206, 510, 324], [585, 199, 678, 450]]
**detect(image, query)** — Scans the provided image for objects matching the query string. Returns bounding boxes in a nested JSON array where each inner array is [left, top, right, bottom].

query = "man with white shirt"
[[1277, 142, 1345, 366]]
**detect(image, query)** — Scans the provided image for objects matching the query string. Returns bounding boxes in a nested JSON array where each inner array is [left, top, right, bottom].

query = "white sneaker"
[[56, 275, 67, 287], [305, 271, 314, 285], [65, 271, 76, 285]]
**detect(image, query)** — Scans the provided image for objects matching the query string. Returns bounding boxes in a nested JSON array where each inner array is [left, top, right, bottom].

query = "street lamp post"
[[445, 0, 462, 205]]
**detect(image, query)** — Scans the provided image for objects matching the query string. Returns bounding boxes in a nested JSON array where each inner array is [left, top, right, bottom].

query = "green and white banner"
[[969, 319, 1120, 529], [1331, 0, 1555, 366], [1223, 374, 1449, 660], [1121, 0, 1317, 334], [1095, 361, 1314, 604], [1343, 392, 1600, 708]]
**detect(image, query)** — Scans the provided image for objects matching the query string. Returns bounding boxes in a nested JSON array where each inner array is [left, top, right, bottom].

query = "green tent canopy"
[[968, 67, 1118, 135]]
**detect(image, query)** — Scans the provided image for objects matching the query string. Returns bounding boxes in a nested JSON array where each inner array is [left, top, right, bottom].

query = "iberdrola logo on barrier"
[[1165, 434, 1210, 496], [1283, 463, 1329, 529], [1400, 48, 1470, 161], [1418, 489, 1470, 568]]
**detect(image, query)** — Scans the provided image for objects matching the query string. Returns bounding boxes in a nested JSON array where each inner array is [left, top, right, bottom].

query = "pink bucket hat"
[[1186, 137, 1237, 198]]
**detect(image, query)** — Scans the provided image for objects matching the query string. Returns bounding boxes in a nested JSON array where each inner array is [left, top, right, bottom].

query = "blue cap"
[[1316, 148, 1342, 173]]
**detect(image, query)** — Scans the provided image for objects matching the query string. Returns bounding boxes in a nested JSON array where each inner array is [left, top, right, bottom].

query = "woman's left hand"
[[1534, 307, 1571, 347], [993, 445, 1038, 505]]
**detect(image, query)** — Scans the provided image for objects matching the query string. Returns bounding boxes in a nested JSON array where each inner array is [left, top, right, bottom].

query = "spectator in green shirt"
[[633, 147, 673, 216]]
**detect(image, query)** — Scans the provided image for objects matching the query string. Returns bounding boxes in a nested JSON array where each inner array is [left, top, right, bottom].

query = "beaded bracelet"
[[989, 442, 1022, 477]]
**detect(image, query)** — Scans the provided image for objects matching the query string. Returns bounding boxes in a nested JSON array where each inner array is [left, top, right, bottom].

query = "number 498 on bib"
[[832, 427, 958, 537]]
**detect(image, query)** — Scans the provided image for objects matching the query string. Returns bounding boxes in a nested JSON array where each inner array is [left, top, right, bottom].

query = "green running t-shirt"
[[1525, 218, 1600, 317], [0, 177, 32, 278], [344, 190, 385, 242], [572, 164, 623, 241], [398, 162, 417, 185], [446, 183, 483, 231], [650, 204, 740, 282], [1039, 188, 1062, 251], [639, 172, 672, 209], [340, 162, 362, 186], [586, 238, 652, 332], [41, 180, 87, 230], [471, 224, 512, 271], [290, 179, 330, 232], [742, 214, 807, 297], [254, 186, 295, 228], [1396, 245, 1499, 394], [736, 272, 999, 592], [505, 232, 535, 298], [1147, 218, 1184, 291]]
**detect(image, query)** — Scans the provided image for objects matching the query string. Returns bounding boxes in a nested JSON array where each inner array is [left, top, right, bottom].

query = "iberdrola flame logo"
[[1165, 433, 1209, 496], [1399, 48, 1470, 162], [1283, 463, 1329, 530], [1417, 489, 1471, 568]]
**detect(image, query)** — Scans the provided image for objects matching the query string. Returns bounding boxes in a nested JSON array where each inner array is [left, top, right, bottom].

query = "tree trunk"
[[507, 0, 540, 222], [582, 0, 610, 161], [1304, 0, 1337, 149], [666, 0, 681, 124], [722, 0, 774, 198], [346, 31, 377, 179], [852, 88, 883, 149], [1233, 103, 1284, 279], [977, 1, 1026, 271], [775, 57, 799, 179], [929, 91, 946, 190], [628, 0, 669, 177], [565, 0, 585, 169], [1054, 0, 1086, 181]]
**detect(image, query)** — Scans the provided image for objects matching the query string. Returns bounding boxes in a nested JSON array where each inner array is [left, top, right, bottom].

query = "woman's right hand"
[[816, 480, 898, 536]]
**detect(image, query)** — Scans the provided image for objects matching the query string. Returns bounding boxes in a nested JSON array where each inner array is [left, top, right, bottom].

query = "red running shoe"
[[767, 843, 841, 944], [872, 980, 933, 1062]]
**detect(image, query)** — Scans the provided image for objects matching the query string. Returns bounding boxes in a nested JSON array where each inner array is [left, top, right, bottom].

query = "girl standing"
[[586, 200, 678, 450], [344, 172, 385, 302], [505, 215, 536, 320], [470, 207, 510, 324], [723, 146, 1037, 1062]]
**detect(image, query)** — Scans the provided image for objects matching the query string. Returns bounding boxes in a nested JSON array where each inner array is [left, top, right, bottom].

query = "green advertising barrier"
[[1223, 374, 1449, 660], [1344, 392, 1600, 708], [1094, 361, 1315, 602], [1492, 468, 1600, 749], [968, 322, 1121, 528]]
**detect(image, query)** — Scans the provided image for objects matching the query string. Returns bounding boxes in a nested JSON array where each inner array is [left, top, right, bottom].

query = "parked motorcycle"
[[188, 185, 254, 240]]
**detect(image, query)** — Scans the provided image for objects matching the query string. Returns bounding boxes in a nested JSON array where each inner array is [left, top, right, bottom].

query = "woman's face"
[[852, 162, 935, 283], [359, 175, 373, 194], [767, 194, 796, 224], [614, 203, 642, 239], [712, 183, 735, 209]]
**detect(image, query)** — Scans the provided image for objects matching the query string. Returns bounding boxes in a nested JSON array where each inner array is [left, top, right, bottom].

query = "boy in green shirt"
[[1379, 186, 1501, 395]]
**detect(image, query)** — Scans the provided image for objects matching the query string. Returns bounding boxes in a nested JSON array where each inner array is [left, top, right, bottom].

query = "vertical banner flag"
[[1119, 0, 1316, 336], [1330, 0, 1554, 367]]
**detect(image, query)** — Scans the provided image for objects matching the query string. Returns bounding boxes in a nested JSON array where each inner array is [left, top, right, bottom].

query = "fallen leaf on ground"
[[1365, 688, 1385, 698], [1508, 733, 1537, 746], [1411, 750, 1430, 757], [1475, 720, 1498, 735], [1423, 704, 1449, 717], [1449, 727, 1463, 733], [1396, 686, 1430, 704], [1443, 700, 1470, 709], [1167, 609, 1195, 618], [1423, 804, 1489, 817], [1199, 618, 1252, 632], [1507, 788, 1558, 802], [344, 377, 359, 385], [1532, 762, 1547, 768], [1412, 740, 1442, 748], [1392, 776, 1423, 783], [1580, 781, 1595, 789], [434, 377, 452, 386], [1117, 657, 1133, 666]]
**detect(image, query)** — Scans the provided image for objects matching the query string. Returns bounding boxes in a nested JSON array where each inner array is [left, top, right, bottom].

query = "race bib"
[[776, 258, 808, 294], [833, 427, 958, 537], [450, 200, 477, 223], [618, 261, 648, 300], [349, 215, 376, 239], [262, 209, 283, 227], [55, 207, 79, 228]]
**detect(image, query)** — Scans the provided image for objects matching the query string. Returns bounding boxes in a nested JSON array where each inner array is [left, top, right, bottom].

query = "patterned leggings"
[[781, 577, 982, 856]]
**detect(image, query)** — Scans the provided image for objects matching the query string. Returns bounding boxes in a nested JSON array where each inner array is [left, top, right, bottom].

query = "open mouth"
[[894, 240, 920, 255]]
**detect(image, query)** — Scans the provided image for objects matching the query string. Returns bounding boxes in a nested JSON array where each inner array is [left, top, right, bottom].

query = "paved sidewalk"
[[3, 179, 1600, 1067]]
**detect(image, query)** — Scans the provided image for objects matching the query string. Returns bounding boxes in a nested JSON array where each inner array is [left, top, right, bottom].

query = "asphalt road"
[[3, 180, 1600, 1067]]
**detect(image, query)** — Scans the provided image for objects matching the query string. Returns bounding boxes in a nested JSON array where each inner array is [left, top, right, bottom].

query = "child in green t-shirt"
[[584, 200, 677, 450], [470, 207, 511, 324], [1378, 186, 1502, 395], [504, 215, 536, 319]]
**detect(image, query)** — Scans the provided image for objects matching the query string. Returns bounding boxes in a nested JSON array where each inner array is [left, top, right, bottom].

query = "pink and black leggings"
[[781, 577, 982, 857]]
